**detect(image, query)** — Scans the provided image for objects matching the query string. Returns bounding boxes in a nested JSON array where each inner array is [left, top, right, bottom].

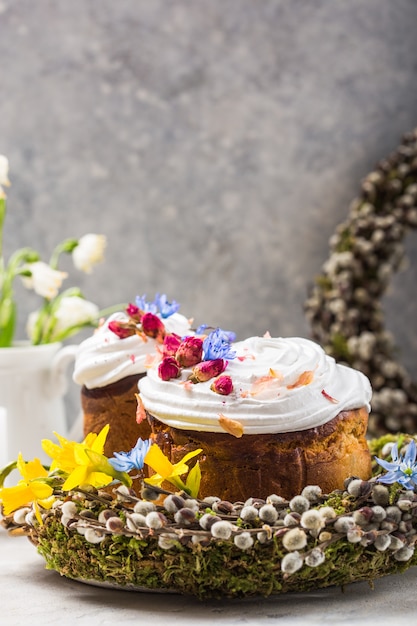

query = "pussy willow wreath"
[[2, 434, 417, 600], [305, 128, 417, 437]]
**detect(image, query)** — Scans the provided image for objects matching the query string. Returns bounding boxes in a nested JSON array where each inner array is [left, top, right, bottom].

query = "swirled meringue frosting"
[[73, 311, 192, 389], [138, 335, 372, 435]]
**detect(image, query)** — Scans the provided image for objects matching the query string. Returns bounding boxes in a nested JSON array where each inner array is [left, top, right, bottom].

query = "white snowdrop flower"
[[0, 155, 10, 197], [76, 525, 87, 535], [259, 504, 278, 524], [73, 234, 106, 273], [305, 547, 325, 568], [300, 509, 324, 531], [158, 534, 178, 550], [133, 500, 156, 515], [282, 527, 307, 551], [210, 521, 233, 540], [393, 546, 414, 562], [60, 501, 78, 518], [281, 551, 303, 575], [289, 496, 310, 514], [22, 261, 67, 299], [53, 296, 99, 333], [234, 532, 254, 551], [84, 528, 106, 544]]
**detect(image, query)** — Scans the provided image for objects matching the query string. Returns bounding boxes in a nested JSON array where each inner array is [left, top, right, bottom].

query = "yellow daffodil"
[[0, 454, 54, 523], [42, 425, 131, 491], [144, 444, 202, 497]]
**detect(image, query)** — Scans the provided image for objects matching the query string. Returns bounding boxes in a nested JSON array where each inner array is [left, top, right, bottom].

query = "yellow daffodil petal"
[[0, 483, 33, 515], [30, 481, 54, 500], [38, 495, 55, 510], [21, 458, 48, 482], [87, 471, 113, 488], [145, 444, 174, 478], [91, 424, 110, 453], [63, 465, 89, 491], [176, 448, 203, 466]]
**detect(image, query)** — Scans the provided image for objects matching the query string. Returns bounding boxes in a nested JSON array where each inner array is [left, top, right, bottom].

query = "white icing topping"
[[73, 311, 192, 389], [138, 336, 372, 434]]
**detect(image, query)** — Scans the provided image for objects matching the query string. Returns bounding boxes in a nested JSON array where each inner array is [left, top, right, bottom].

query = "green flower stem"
[[0, 248, 40, 347], [49, 238, 78, 269], [0, 197, 6, 261]]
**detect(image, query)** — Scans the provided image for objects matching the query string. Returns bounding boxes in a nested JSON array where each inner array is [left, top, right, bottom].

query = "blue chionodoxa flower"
[[202, 327, 237, 361], [109, 438, 152, 473], [135, 293, 180, 319], [375, 439, 417, 489]]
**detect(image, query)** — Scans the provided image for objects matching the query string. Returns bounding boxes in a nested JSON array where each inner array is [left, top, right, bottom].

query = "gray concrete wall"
[[1, 0, 416, 382]]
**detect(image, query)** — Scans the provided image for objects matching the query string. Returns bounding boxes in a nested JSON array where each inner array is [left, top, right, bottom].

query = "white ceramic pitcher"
[[0, 342, 77, 466]]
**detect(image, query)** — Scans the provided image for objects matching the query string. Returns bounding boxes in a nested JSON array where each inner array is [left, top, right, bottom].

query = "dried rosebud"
[[108, 320, 136, 339], [189, 359, 226, 383], [210, 375, 233, 395], [162, 333, 182, 357], [158, 356, 181, 381], [141, 312, 165, 341], [126, 303, 142, 322], [176, 336, 203, 367]]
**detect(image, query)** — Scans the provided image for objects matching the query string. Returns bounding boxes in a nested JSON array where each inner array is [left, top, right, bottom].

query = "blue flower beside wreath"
[[375, 439, 417, 490]]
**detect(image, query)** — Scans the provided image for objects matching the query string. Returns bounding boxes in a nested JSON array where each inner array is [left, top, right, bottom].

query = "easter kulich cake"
[[139, 334, 372, 501], [73, 295, 192, 457]]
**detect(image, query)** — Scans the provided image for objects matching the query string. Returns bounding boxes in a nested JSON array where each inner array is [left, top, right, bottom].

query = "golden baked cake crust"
[[82, 373, 150, 457], [148, 407, 371, 501]]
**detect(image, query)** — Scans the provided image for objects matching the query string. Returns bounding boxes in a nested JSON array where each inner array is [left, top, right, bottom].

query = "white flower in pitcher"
[[54, 296, 99, 331], [0, 155, 10, 196], [22, 261, 68, 299], [72, 234, 106, 274]]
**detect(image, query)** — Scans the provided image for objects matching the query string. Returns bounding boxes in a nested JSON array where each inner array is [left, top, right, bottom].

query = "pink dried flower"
[[189, 359, 226, 383], [210, 374, 233, 395], [141, 312, 165, 342], [176, 336, 203, 367], [158, 356, 181, 381], [108, 320, 136, 339], [162, 333, 182, 357], [126, 303, 142, 322]]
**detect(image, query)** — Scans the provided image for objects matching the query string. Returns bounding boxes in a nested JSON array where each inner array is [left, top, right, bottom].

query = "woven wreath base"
[[4, 434, 417, 600]]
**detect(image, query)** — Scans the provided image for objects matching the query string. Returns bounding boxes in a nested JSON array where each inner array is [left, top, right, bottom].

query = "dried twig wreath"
[[305, 129, 417, 437], [2, 434, 417, 599]]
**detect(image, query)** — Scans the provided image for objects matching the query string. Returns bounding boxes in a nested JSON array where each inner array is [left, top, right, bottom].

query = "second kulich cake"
[[72, 294, 192, 457], [138, 332, 372, 501]]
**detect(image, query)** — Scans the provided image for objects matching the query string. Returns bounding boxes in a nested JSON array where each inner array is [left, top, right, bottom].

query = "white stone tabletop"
[[1, 527, 416, 626]]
